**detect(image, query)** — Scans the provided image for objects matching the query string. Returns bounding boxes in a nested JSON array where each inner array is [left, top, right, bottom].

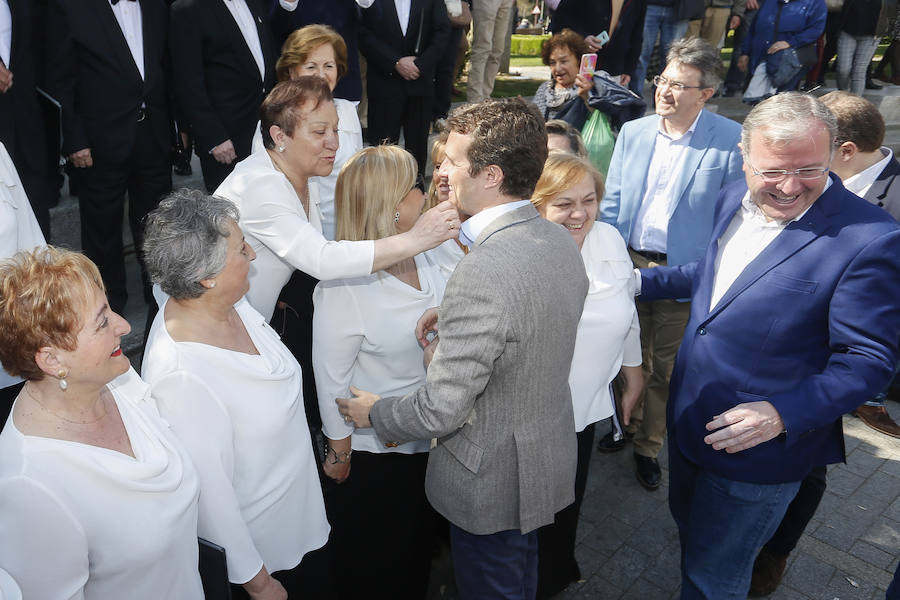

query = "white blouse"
[[312, 252, 450, 454], [0, 142, 45, 390], [570, 224, 642, 432], [141, 297, 330, 585], [215, 148, 375, 321], [0, 368, 203, 600], [251, 98, 363, 242]]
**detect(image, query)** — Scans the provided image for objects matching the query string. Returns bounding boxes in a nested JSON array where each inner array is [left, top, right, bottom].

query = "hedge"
[[510, 34, 550, 57]]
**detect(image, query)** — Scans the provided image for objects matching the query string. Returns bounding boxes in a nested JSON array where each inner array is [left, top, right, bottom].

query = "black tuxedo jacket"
[[550, 0, 648, 78], [865, 156, 900, 223], [45, 0, 172, 163], [170, 0, 276, 157], [0, 0, 48, 174], [359, 0, 449, 99]]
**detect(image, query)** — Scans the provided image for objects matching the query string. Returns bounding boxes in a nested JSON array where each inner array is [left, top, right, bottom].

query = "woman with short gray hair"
[[141, 190, 333, 600]]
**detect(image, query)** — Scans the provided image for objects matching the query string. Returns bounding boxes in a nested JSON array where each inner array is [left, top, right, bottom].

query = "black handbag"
[[199, 537, 231, 600]]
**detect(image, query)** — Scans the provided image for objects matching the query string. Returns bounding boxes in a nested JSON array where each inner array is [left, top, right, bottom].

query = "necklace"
[[25, 384, 109, 425]]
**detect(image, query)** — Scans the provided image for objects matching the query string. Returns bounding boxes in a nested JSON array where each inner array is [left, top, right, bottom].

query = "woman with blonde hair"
[[531, 152, 644, 597], [312, 145, 448, 599], [0, 247, 203, 600]]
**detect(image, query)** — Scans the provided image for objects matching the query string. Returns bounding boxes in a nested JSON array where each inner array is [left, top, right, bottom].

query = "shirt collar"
[[459, 200, 532, 247], [657, 109, 703, 141]]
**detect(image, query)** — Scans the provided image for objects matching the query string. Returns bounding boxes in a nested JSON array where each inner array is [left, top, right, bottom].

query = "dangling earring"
[[57, 369, 69, 391], [393, 211, 400, 223], [277, 144, 286, 153]]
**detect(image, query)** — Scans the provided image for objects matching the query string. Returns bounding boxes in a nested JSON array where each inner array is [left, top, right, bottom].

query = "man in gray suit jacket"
[[338, 99, 588, 599]]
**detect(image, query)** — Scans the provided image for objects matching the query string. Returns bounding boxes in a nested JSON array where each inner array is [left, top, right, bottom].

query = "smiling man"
[[599, 37, 743, 490], [638, 92, 900, 598], [336, 98, 588, 599]]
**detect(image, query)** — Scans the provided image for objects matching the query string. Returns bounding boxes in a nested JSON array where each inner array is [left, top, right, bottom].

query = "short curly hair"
[[446, 98, 548, 199], [0, 247, 105, 381], [260, 76, 333, 150], [276, 24, 348, 83], [532, 152, 605, 212], [541, 28, 590, 67]]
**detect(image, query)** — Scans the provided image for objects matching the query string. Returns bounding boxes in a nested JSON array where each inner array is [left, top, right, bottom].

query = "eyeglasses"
[[652, 75, 704, 91], [748, 163, 830, 183]]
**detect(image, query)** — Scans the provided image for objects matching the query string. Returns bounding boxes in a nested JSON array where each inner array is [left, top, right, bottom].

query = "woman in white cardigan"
[[0, 247, 203, 600], [313, 146, 455, 599], [531, 152, 644, 598], [141, 191, 331, 600]]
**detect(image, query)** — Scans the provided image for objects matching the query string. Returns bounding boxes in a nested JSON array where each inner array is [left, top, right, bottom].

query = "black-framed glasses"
[[747, 161, 829, 183], [652, 75, 704, 91]]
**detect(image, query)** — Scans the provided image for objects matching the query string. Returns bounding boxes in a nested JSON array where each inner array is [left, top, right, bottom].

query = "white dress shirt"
[[0, 143, 45, 390], [109, 0, 144, 79], [459, 199, 532, 247], [570, 224, 642, 431], [395, 0, 412, 36], [843, 147, 893, 199], [709, 181, 829, 311], [0, 368, 204, 600], [142, 297, 330, 584], [250, 98, 364, 240], [313, 251, 449, 454], [215, 148, 375, 321], [222, 0, 265, 80], [629, 110, 703, 253], [0, 0, 11, 67]]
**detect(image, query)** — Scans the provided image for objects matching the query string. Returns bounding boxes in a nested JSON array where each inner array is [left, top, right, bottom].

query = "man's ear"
[[484, 164, 504, 190], [836, 140, 857, 162]]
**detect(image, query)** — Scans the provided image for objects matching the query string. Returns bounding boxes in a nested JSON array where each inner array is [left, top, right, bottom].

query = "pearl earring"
[[393, 211, 400, 223], [277, 144, 286, 153], [57, 369, 69, 391], [209, 281, 216, 288]]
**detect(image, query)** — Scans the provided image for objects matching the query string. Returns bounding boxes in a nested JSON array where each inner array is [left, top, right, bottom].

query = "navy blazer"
[[641, 175, 900, 483]]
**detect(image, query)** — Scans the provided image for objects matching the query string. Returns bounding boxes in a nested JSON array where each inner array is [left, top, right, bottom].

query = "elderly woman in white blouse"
[[141, 190, 331, 600], [0, 247, 203, 600], [531, 152, 645, 598], [312, 145, 453, 599]]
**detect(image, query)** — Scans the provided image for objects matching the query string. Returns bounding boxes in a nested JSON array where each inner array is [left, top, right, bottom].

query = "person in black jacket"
[[0, 0, 56, 239], [169, 0, 297, 192], [359, 0, 449, 176], [550, 0, 649, 88], [45, 0, 173, 315]]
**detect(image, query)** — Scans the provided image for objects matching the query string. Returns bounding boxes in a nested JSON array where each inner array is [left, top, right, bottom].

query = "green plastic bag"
[[581, 110, 615, 177]]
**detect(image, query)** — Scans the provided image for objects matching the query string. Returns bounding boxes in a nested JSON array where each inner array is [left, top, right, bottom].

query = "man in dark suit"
[[169, 0, 296, 192], [638, 92, 900, 598], [45, 0, 173, 315], [0, 0, 56, 238], [747, 90, 900, 597], [359, 0, 449, 176], [338, 99, 588, 599]]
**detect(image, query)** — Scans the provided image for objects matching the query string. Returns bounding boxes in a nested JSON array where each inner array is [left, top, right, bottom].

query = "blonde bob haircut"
[[531, 151, 605, 212], [335, 145, 419, 242], [426, 134, 448, 210], [276, 24, 348, 83], [0, 246, 105, 381]]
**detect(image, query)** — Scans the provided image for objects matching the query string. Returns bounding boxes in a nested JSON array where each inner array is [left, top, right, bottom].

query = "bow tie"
[[110, 0, 137, 5]]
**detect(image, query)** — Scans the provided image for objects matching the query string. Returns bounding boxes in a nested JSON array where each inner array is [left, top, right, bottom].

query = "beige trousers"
[[466, 0, 515, 103]]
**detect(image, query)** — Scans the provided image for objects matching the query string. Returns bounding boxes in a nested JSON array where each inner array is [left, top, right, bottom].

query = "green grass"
[[510, 56, 546, 67], [489, 77, 544, 98]]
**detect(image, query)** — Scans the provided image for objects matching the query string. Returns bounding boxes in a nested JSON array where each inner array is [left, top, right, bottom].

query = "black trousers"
[[433, 27, 466, 120], [75, 119, 172, 314], [0, 381, 24, 434], [198, 152, 238, 194], [324, 450, 436, 600], [762, 465, 828, 556], [11, 154, 56, 239], [367, 93, 433, 177], [536, 422, 595, 599], [229, 542, 336, 599]]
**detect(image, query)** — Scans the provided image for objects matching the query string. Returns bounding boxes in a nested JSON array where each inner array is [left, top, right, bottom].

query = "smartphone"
[[596, 30, 610, 47], [579, 53, 597, 77]]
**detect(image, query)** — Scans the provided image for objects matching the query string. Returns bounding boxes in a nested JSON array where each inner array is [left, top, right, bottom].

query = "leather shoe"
[[866, 79, 883, 90], [597, 430, 632, 453], [853, 404, 900, 438], [749, 548, 788, 597], [634, 454, 661, 490]]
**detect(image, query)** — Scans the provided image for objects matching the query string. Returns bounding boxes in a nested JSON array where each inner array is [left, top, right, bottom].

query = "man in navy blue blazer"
[[638, 92, 900, 598]]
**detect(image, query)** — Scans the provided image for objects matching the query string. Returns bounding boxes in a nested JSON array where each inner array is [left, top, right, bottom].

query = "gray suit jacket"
[[371, 203, 588, 534], [864, 156, 900, 222]]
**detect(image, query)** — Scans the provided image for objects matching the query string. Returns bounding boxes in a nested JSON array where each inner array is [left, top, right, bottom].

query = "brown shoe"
[[749, 548, 788, 597], [853, 404, 900, 438]]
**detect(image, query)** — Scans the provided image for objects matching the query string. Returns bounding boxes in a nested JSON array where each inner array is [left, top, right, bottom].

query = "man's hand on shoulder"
[[703, 401, 784, 453]]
